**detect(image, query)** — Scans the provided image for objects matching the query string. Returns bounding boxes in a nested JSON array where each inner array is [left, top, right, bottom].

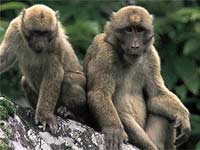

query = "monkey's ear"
[[55, 10, 60, 19], [111, 12, 116, 19], [104, 22, 117, 45], [20, 8, 26, 18], [150, 14, 154, 21]]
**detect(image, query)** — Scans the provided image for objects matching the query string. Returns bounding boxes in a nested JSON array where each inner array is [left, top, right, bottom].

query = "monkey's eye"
[[32, 30, 49, 36], [136, 26, 145, 33], [125, 27, 133, 33]]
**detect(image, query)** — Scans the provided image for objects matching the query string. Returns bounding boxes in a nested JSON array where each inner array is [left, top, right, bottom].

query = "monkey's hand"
[[173, 113, 191, 147], [35, 109, 58, 134], [102, 126, 128, 150]]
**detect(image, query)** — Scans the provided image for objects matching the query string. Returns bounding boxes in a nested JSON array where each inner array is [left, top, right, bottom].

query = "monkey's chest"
[[113, 67, 147, 127], [19, 61, 45, 93]]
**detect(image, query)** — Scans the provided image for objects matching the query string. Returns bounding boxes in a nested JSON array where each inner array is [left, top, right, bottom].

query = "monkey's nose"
[[131, 43, 140, 49]]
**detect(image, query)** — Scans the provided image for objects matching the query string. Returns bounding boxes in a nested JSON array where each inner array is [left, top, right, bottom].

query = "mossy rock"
[[0, 97, 16, 117], [0, 140, 8, 150], [0, 105, 9, 120]]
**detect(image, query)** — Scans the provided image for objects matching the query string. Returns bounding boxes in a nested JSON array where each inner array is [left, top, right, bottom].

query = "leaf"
[[0, 20, 9, 29], [173, 7, 200, 22], [162, 62, 178, 89], [191, 114, 200, 137], [173, 57, 200, 95], [0, 27, 5, 42], [175, 85, 187, 100], [195, 141, 200, 150], [184, 39, 200, 55], [85, 21, 100, 35], [0, 2, 28, 12]]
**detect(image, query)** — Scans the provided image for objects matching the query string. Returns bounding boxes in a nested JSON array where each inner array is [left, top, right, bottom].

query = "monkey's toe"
[[57, 106, 75, 119], [103, 127, 128, 150]]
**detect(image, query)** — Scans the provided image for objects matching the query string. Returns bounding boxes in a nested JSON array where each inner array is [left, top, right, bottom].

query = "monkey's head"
[[105, 6, 154, 58], [20, 4, 58, 53]]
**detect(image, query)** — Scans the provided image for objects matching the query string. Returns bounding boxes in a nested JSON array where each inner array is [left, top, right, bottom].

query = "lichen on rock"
[[0, 97, 16, 120], [0, 97, 138, 150]]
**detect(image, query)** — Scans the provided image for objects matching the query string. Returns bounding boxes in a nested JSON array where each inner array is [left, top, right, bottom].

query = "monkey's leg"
[[145, 114, 176, 150], [34, 60, 64, 134], [165, 124, 176, 150], [21, 76, 38, 109], [58, 72, 89, 124], [119, 113, 158, 150]]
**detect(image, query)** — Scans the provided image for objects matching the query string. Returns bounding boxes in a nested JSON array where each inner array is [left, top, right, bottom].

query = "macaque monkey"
[[0, 4, 87, 133], [83, 6, 191, 150]]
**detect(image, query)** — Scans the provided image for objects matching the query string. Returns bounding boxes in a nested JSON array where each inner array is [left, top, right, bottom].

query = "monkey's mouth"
[[129, 54, 140, 59], [125, 52, 140, 58], [34, 49, 42, 53]]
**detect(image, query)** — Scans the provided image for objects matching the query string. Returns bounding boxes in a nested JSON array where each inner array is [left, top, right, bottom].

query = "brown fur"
[[84, 6, 191, 150], [0, 4, 87, 133]]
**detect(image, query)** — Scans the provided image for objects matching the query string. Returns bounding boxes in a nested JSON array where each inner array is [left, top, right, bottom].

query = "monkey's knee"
[[165, 123, 176, 150], [146, 114, 168, 150], [21, 76, 38, 108], [21, 76, 26, 87]]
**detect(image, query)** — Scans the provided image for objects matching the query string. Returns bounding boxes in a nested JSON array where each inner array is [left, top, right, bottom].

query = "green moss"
[[0, 121, 13, 138], [0, 106, 9, 120], [0, 97, 16, 117], [0, 140, 8, 150]]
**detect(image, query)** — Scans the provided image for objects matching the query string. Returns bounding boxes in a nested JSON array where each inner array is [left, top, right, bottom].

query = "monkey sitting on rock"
[[0, 4, 88, 133], [83, 6, 191, 150]]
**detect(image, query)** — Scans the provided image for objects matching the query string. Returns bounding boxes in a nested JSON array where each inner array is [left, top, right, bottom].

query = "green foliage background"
[[0, 0, 200, 149]]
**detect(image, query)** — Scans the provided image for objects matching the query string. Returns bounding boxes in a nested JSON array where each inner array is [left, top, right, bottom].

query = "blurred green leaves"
[[184, 39, 200, 55], [0, 2, 27, 11], [0, 0, 200, 149]]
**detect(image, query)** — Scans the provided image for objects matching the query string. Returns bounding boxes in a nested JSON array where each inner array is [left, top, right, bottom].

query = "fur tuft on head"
[[104, 6, 153, 45]]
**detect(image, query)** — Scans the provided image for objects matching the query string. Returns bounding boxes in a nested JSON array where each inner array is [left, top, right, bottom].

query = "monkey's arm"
[[88, 71, 127, 149], [35, 56, 64, 133], [146, 47, 191, 145], [0, 19, 19, 73], [87, 55, 127, 149]]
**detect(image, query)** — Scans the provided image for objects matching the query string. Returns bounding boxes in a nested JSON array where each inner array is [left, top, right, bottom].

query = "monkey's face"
[[26, 30, 54, 53], [114, 25, 154, 57], [104, 6, 154, 58], [21, 4, 58, 53]]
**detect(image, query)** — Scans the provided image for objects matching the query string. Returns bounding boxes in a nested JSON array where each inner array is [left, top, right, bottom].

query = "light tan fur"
[[84, 6, 191, 150], [0, 4, 87, 133]]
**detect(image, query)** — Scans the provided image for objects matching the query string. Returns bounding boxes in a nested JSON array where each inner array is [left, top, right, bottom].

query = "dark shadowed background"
[[0, 0, 199, 149]]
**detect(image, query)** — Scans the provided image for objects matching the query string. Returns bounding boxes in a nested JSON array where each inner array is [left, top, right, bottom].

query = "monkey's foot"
[[173, 115, 191, 146], [35, 113, 58, 134], [57, 106, 75, 119], [102, 127, 128, 150]]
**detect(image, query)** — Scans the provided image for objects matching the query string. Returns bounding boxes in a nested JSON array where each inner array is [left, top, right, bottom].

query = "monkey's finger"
[[57, 107, 62, 114], [113, 135, 119, 150], [174, 137, 185, 147], [35, 117, 39, 125], [105, 135, 113, 150], [53, 123, 58, 133], [174, 132, 186, 146], [42, 121, 47, 131], [49, 123, 57, 134], [117, 137, 123, 150], [64, 112, 71, 118], [174, 120, 181, 128], [123, 133, 128, 144]]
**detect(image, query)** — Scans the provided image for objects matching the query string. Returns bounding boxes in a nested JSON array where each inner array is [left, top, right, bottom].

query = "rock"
[[0, 97, 138, 150]]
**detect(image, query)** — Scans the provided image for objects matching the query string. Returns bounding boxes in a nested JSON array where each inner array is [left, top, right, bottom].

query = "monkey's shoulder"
[[7, 16, 21, 32], [92, 33, 119, 64], [4, 16, 22, 41], [147, 46, 161, 68]]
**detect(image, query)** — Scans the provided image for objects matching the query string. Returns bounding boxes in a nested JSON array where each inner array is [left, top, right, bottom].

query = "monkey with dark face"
[[0, 4, 87, 133], [84, 6, 191, 150]]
